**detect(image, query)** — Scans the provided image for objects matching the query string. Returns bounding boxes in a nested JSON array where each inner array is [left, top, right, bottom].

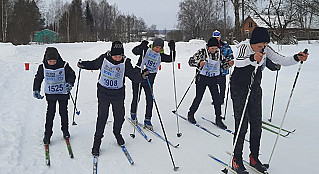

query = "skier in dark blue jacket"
[[77, 41, 148, 156], [33, 47, 76, 145]]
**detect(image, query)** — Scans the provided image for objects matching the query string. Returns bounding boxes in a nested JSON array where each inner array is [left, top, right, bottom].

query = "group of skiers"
[[33, 27, 308, 173]]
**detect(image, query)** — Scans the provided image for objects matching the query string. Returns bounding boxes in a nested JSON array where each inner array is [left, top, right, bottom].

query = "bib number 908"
[[104, 79, 118, 87]]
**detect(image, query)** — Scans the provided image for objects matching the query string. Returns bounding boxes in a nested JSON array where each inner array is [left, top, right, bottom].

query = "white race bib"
[[200, 58, 220, 77], [141, 48, 161, 73], [98, 58, 125, 89], [44, 64, 67, 94]]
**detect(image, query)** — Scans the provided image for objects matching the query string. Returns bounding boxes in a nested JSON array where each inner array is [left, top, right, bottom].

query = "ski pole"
[[268, 69, 279, 122], [172, 71, 199, 114], [267, 49, 308, 166], [69, 93, 80, 115], [146, 76, 179, 171], [170, 50, 182, 137], [72, 61, 82, 126], [222, 67, 232, 120]]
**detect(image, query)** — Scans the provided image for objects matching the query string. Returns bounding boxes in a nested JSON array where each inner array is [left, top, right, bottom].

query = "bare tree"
[[177, 0, 223, 40]]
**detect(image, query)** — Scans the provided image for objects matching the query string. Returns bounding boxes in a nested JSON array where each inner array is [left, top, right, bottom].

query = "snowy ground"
[[0, 40, 318, 174]]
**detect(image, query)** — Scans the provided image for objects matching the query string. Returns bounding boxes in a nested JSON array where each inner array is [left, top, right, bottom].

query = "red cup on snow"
[[25, 63, 29, 71]]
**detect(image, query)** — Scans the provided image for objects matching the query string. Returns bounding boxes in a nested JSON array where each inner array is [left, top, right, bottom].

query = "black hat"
[[250, 27, 270, 44], [153, 38, 164, 48], [45, 47, 59, 61], [111, 41, 124, 56], [207, 37, 219, 47]]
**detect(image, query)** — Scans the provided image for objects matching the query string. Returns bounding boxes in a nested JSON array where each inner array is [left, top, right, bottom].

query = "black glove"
[[168, 40, 175, 51], [142, 69, 150, 79], [140, 40, 149, 51], [275, 64, 281, 70]]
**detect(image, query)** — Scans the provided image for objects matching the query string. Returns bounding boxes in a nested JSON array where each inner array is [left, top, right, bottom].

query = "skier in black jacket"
[[130, 38, 175, 130], [77, 41, 148, 156], [33, 47, 76, 145]]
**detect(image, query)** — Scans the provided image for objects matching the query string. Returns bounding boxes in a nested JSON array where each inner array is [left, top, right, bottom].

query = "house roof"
[[250, 15, 298, 29]]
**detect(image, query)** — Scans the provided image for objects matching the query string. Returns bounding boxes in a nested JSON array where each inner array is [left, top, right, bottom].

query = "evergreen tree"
[[84, 1, 95, 41], [9, 0, 44, 45]]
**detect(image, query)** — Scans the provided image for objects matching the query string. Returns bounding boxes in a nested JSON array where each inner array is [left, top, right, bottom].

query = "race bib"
[[141, 48, 161, 73], [98, 58, 125, 89], [44, 65, 67, 94], [200, 58, 220, 77]]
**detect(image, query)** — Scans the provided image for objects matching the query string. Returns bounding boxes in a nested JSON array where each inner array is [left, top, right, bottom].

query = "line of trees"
[[176, 0, 319, 43], [0, 0, 158, 45]]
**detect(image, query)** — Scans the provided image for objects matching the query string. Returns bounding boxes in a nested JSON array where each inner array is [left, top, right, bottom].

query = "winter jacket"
[[231, 39, 299, 87], [33, 52, 76, 101], [79, 51, 143, 101]]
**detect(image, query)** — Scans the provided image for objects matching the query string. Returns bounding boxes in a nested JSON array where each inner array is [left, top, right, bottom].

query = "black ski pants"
[[189, 75, 221, 117], [130, 73, 156, 119], [44, 99, 69, 138], [217, 75, 226, 104], [231, 84, 262, 158], [94, 95, 125, 141]]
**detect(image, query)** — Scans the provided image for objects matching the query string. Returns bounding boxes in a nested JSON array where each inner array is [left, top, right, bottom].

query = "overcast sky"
[[42, 0, 181, 30], [107, 0, 181, 30]]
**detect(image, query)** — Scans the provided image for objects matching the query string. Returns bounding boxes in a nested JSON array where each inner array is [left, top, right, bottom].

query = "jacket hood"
[[43, 47, 65, 69]]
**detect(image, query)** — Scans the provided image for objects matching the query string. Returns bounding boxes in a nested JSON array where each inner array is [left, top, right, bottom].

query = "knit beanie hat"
[[153, 38, 164, 48], [250, 27, 270, 44], [111, 41, 124, 56], [45, 47, 59, 61], [207, 37, 219, 47]]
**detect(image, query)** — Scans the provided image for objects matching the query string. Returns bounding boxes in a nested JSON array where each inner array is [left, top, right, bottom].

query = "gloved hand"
[[77, 60, 84, 68], [275, 64, 281, 70], [65, 83, 73, 93], [168, 40, 175, 51], [140, 40, 149, 51], [142, 69, 150, 79], [33, 90, 44, 99]]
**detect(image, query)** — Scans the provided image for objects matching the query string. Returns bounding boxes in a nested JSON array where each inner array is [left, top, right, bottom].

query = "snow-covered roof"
[[251, 15, 296, 29]]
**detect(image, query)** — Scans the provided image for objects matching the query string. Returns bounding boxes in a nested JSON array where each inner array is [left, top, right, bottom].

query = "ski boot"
[[144, 117, 153, 131], [249, 154, 268, 173], [187, 112, 196, 124], [91, 140, 101, 156], [216, 116, 227, 129], [115, 134, 125, 146], [232, 156, 249, 174], [131, 113, 138, 125]]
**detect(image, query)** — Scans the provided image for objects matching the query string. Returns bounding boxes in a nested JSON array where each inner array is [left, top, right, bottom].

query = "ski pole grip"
[[298, 49, 308, 64]]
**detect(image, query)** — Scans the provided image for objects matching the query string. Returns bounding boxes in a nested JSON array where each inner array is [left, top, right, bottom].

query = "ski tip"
[[173, 166, 179, 171]]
